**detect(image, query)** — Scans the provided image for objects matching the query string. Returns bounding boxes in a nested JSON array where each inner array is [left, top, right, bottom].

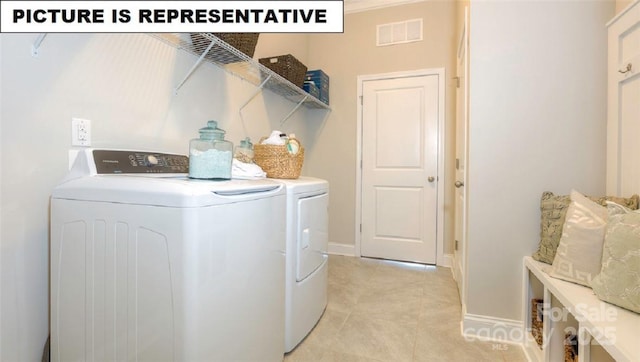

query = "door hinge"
[[455, 239, 459, 250], [360, 224, 362, 233], [360, 95, 363, 105], [360, 159, 363, 169]]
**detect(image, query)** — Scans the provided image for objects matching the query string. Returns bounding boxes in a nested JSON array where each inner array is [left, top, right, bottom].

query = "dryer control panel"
[[93, 150, 189, 174]]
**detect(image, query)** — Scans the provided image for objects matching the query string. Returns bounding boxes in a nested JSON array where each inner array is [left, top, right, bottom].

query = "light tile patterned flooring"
[[284, 255, 528, 362]]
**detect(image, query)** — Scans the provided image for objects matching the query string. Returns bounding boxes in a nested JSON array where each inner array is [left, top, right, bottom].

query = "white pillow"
[[549, 190, 607, 287]]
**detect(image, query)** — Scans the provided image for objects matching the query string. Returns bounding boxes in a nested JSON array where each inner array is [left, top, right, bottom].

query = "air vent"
[[377, 18, 423, 47]]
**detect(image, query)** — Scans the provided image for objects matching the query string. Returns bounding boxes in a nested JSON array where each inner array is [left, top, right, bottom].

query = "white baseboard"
[[438, 253, 453, 268], [328, 242, 356, 256], [461, 313, 524, 345]]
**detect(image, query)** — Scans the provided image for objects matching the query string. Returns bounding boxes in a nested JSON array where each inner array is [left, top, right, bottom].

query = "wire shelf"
[[150, 33, 330, 110]]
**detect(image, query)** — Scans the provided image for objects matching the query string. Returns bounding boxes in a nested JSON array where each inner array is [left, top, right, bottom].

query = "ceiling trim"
[[344, 0, 429, 14]]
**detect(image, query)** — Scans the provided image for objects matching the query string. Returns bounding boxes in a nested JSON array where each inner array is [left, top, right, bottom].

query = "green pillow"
[[532, 192, 639, 264], [591, 203, 640, 313]]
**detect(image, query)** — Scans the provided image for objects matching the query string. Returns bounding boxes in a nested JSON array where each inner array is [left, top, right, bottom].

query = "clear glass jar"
[[234, 137, 254, 163], [188, 120, 233, 180]]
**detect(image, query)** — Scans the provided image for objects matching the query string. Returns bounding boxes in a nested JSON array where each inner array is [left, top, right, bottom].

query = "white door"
[[454, 6, 469, 302], [360, 74, 440, 264]]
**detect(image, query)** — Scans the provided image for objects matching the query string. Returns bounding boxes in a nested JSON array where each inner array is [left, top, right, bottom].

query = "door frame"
[[454, 4, 469, 311], [355, 68, 446, 265]]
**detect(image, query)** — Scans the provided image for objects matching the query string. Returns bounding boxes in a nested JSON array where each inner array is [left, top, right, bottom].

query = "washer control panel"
[[93, 150, 189, 174]]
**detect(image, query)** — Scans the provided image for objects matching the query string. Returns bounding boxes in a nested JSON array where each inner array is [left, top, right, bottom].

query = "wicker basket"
[[564, 332, 578, 362], [190, 33, 259, 63], [531, 299, 544, 347], [253, 138, 304, 179], [259, 54, 307, 88]]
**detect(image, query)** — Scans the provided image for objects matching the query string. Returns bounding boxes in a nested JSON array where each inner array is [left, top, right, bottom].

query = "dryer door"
[[296, 192, 328, 281]]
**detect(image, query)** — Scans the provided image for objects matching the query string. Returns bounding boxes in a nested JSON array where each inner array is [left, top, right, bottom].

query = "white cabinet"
[[522, 257, 639, 362], [606, 0, 640, 196]]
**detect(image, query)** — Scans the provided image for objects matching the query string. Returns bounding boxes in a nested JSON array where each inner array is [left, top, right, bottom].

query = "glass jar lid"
[[239, 137, 253, 150], [199, 120, 226, 140]]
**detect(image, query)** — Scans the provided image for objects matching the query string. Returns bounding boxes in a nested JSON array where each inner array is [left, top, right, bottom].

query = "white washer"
[[50, 149, 286, 362], [278, 177, 329, 352]]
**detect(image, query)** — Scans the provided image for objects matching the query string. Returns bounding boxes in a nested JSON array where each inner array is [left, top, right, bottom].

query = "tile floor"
[[284, 255, 528, 362]]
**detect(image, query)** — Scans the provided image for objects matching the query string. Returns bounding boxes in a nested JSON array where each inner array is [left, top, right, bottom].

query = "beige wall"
[[306, 1, 458, 254]]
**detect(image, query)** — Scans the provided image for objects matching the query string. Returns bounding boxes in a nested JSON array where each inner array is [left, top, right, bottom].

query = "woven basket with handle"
[[259, 54, 307, 88], [253, 138, 304, 179]]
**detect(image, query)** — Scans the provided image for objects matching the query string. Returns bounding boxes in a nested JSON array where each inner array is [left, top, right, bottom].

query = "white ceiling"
[[343, 0, 428, 14]]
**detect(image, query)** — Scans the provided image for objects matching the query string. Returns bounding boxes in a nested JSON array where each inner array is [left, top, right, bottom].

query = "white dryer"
[[278, 177, 329, 352], [50, 149, 286, 362]]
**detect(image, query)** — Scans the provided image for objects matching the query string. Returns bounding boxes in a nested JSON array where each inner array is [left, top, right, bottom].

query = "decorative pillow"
[[532, 192, 639, 264], [591, 202, 640, 313], [549, 190, 607, 287]]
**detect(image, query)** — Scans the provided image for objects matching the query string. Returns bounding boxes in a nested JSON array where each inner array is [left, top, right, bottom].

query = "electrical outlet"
[[71, 118, 91, 146]]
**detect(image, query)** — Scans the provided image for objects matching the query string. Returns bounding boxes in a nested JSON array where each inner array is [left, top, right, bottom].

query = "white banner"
[[0, 1, 344, 33]]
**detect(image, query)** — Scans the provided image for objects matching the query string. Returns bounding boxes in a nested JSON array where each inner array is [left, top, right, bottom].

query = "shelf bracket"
[[240, 74, 272, 112], [31, 33, 47, 58], [174, 38, 217, 94], [239, 74, 272, 136], [280, 95, 309, 126]]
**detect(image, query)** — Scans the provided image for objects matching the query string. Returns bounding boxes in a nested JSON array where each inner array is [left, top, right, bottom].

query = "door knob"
[[428, 176, 435, 183], [455, 181, 464, 188]]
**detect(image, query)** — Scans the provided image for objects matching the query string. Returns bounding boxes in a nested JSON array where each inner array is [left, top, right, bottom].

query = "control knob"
[[145, 155, 159, 167]]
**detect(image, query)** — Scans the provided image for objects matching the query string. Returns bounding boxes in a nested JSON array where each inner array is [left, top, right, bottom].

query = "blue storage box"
[[305, 69, 329, 105], [303, 81, 320, 99], [306, 70, 329, 85]]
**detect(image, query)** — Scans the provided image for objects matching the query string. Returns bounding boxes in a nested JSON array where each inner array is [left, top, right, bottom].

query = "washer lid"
[[52, 149, 284, 207], [52, 176, 284, 207]]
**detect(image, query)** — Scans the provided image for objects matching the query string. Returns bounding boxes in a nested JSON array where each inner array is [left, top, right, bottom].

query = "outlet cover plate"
[[71, 118, 91, 147]]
